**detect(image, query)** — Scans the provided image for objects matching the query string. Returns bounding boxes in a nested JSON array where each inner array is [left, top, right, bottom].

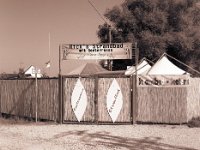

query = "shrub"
[[188, 117, 200, 128]]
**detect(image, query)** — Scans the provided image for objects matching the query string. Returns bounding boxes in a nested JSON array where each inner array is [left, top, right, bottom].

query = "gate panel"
[[97, 77, 132, 123], [63, 77, 95, 123]]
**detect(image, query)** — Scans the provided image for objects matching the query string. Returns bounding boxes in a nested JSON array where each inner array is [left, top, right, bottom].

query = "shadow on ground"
[[53, 130, 197, 150]]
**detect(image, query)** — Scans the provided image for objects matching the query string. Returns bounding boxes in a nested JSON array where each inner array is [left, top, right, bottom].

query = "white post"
[[35, 68, 38, 123]]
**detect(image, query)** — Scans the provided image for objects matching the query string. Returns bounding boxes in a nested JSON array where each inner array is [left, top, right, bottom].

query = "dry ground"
[[0, 118, 200, 150]]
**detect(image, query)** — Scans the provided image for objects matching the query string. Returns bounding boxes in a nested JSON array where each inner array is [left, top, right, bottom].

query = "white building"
[[24, 65, 43, 78]]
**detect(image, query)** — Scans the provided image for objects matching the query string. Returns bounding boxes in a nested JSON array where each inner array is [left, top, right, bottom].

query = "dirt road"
[[0, 119, 199, 150]]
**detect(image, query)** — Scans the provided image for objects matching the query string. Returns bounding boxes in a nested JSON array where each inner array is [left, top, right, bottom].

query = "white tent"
[[125, 59, 151, 75], [25, 65, 43, 78], [147, 55, 188, 75]]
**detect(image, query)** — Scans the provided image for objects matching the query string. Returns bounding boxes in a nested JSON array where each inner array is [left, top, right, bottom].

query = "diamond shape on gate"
[[71, 79, 87, 122]]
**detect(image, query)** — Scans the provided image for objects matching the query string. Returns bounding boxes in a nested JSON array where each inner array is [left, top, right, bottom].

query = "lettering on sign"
[[62, 43, 132, 60], [106, 79, 123, 123], [71, 79, 87, 122], [138, 75, 189, 86]]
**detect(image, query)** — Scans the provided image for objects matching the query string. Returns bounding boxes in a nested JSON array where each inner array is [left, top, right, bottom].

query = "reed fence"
[[0, 76, 200, 124], [187, 78, 200, 121], [137, 86, 188, 124], [0, 79, 59, 121]]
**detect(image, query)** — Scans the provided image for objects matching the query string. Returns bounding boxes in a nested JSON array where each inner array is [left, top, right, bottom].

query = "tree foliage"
[[97, 0, 200, 75]]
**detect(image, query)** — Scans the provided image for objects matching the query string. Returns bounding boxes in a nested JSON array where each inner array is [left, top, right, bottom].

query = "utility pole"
[[108, 25, 112, 71]]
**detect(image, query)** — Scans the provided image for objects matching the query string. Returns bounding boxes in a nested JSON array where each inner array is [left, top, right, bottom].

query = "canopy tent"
[[125, 58, 152, 75], [67, 63, 108, 76], [147, 55, 188, 75]]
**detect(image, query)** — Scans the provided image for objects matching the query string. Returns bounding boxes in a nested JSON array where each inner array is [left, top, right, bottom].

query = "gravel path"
[[0, 119, 200, 150]]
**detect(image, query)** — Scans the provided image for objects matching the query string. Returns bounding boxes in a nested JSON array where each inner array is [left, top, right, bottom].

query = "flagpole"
[[59, 44, 63, 124], [48, 32, 51, 77]]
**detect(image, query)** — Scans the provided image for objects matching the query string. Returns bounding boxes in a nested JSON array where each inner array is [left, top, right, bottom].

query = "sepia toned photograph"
[[0, 0, 200, 149]]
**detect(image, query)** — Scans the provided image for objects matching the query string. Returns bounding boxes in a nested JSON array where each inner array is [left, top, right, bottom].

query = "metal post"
[[35, 69, 38, 123], [59, 44, 63, 124]]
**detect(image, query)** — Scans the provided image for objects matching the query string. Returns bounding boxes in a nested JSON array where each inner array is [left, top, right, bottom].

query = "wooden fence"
[[0, 79, 59, 121], [0, 76, 200, 124]]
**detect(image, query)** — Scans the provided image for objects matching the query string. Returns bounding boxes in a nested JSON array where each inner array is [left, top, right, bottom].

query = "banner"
[[61, 43, 132, 60], [138, 75, 189, 87], [106, 78, 123, 123]]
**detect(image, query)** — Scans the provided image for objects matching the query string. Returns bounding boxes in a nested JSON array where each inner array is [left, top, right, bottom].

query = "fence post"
[[94, 76, 99, 124]]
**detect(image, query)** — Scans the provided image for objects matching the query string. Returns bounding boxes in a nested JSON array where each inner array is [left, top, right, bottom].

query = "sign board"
[[138, 75, 189, 87], [106, 79, 123, 123], [32, 68, 41, 74], [61, 43, 132, 60], [71, 79, 87, 122]]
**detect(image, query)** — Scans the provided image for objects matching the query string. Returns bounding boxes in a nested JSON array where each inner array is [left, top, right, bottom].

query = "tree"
[[18, 67, 25, 78], [97, 0, 200, 75]]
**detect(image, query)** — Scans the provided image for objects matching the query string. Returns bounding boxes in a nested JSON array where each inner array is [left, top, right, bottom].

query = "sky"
[[0, 0, 124, 76]]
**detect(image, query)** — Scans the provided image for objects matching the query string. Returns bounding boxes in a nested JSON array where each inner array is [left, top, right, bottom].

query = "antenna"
[[88, 0, 112, 70], [88, 0, 109, 24]]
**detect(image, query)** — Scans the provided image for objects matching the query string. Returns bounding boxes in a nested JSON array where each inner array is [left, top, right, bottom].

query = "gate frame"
[[62, 74, 134, 125]]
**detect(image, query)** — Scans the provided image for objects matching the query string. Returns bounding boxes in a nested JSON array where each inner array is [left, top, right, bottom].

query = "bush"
[[188, 117, 200, 128]]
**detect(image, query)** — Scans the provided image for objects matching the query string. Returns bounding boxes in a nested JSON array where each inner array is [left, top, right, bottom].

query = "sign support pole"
[[59, 44, 63, 124], [133, 42, 139, 124], [108, 25, 112, 71]]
